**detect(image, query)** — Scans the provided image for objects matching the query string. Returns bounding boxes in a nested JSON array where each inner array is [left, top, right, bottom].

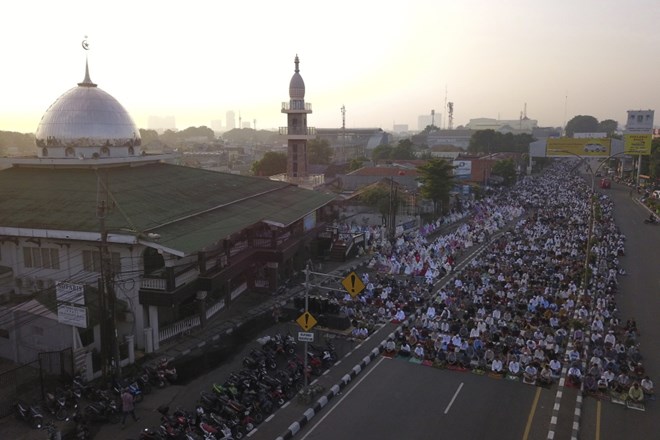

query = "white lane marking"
[[265, 414, 275, 422], [444, 382, 464, 414], [299, 356, 386, 440]]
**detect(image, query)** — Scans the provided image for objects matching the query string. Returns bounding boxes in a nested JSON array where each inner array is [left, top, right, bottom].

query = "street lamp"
[[549, 150, 629, 290]]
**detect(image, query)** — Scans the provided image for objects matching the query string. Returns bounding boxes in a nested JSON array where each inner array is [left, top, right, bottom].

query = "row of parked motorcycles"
[[14, 357, 178, 438], [137, 332, 337, 440]]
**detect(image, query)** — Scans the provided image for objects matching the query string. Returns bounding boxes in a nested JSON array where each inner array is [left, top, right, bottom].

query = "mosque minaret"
[[281, 55, 314, 181]]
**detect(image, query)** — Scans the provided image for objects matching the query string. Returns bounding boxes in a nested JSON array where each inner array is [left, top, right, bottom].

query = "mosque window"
[[100, 147, 110, 157], [65, 147, 75, 157], [42, 148, 48, 157], [23, 247, 60, 269], [128, 146, 135, 155], [83, 250, 121, 274]]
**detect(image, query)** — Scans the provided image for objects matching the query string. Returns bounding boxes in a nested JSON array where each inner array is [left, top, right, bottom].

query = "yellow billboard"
[[546, 138, 612, 157], [624, 134, 652, 155]]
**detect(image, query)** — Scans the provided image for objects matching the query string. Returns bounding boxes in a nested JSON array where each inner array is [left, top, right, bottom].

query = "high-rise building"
[[418, 114, 437, 131], [147, 115, 176, 132], [211, 119, 223, 132], [226, 111, 236, 130]]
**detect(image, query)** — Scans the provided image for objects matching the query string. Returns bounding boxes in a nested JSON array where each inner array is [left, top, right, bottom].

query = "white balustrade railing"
[[230, 282, 247, 300], [141, 277, 167, 290], [159, 315, 201, 343], [206, 300, 225, 319]]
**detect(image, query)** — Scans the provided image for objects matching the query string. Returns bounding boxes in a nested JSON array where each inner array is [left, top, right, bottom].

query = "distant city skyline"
[[1, 0, 658, 134]]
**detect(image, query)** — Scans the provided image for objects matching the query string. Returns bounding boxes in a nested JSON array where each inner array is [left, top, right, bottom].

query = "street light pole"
[[303, 263, 310, 390], [552, 150, 628, 290]]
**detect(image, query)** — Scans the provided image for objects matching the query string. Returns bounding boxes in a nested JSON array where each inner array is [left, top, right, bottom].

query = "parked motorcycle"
[[84, 399, 121, 424], [43, 391, 68, 421], [15, 400, 44, 429], [158, 358, 178, 383]]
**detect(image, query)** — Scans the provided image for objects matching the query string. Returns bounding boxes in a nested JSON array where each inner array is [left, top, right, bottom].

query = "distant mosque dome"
[[288, 55, 305, 100], [35, 61, 141, 159]]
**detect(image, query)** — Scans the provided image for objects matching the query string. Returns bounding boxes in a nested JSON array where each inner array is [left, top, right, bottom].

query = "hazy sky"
[[1, 0, 658, 134]]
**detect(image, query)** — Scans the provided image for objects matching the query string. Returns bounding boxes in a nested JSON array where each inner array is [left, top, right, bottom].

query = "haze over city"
[[1, 0, 658, 133]]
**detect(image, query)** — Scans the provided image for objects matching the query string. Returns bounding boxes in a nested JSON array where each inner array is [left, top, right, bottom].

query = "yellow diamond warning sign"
[[296, 311, 318, 331], [342, 271, 365, 297]]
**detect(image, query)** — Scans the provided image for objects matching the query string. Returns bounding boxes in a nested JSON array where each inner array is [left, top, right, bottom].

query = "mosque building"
[[0, 53, 335, 377]]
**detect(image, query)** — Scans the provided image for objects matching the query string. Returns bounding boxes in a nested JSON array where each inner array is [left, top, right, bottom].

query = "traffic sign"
[[341, 271, 365, 297], [296, 311, 318, 331], [298, 331, 314, 342]]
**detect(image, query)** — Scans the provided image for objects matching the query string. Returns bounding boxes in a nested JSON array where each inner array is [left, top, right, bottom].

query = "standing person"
[[121, 388, 139, 429]]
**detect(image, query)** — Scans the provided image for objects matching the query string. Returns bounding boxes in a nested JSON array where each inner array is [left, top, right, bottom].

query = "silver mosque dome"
[[35, 61, 141, 158], [288, 55, 305, 100]]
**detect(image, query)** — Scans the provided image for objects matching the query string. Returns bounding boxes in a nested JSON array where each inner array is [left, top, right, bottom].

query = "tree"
[[307, 138, 333, 164], [371, 144, 393, 162], [358, 182, 406, 226], [348, 158, 364, 171], [469, 130, 535, 154], [468, 129, 499, 153], [597, 119, 618, 137], [491, 159, 517, 186], [391, 139, 416, 160], [564, 115, 599, 137], [139, 129, 160, 144], [416, 159, 455, 215], [251, 151, 287, 176], [644, 138, 660, 180]]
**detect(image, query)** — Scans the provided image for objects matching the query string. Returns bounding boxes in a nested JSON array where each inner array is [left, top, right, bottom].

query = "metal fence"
[[0, 348, 73, 418]]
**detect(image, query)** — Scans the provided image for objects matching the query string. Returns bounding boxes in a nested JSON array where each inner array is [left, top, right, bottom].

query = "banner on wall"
[[624, 134, 652, 155], [546, 138, 612, 157]]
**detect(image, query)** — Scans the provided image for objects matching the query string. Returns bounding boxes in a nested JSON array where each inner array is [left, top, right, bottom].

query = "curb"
[[275, 337, 390, 440]]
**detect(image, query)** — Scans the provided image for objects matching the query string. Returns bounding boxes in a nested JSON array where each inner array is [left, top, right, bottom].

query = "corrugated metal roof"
[[0, 164, 335, 255]]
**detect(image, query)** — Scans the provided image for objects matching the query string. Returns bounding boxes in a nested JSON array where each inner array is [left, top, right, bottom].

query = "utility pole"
[[97, 173, 121, 379]]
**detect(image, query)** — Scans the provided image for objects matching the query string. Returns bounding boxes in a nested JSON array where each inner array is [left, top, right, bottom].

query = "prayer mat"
[[565, 378, 580, 389], [422, 360, 434, 367], [382, 352, 395, 359], [626, 401, 645, 411], [488, 373, 504, 380], [472, 369, 486, 376], [611, 394, 627, 405], [409, 358, 423, 364], [523, 378, 537, 386], [447, 365, 468, 372], [506, 374, 520, 381]]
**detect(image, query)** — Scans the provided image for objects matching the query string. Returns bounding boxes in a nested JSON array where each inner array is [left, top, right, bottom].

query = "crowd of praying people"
[[326, 161, 653, 404]]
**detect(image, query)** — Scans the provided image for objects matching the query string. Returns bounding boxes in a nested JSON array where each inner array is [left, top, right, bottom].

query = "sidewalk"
[[0, 221, 464, 440]]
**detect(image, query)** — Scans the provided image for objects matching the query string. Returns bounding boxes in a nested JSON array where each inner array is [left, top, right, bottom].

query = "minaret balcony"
[[281, 101, 312, 113], [279, 127, 316, 137]]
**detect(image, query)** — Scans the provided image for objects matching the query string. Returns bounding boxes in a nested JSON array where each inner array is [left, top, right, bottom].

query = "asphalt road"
[[288, 357, 553, 440], [579, 181, 659, 440]]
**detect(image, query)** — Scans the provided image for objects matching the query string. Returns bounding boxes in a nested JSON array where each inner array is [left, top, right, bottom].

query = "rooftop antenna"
[[444, 85, 448, 129], [341, 105, 346, 163], [447, 102, 454, 130], [563, 94, 568, 136]]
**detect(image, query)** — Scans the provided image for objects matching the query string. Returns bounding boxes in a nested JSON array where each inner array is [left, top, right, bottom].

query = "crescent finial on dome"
[[294, 54, 299, 73], [78, 58, 98, 88]]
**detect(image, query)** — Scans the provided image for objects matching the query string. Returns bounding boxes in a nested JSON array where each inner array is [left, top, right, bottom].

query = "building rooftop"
[[0, 163, 335, 256]]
